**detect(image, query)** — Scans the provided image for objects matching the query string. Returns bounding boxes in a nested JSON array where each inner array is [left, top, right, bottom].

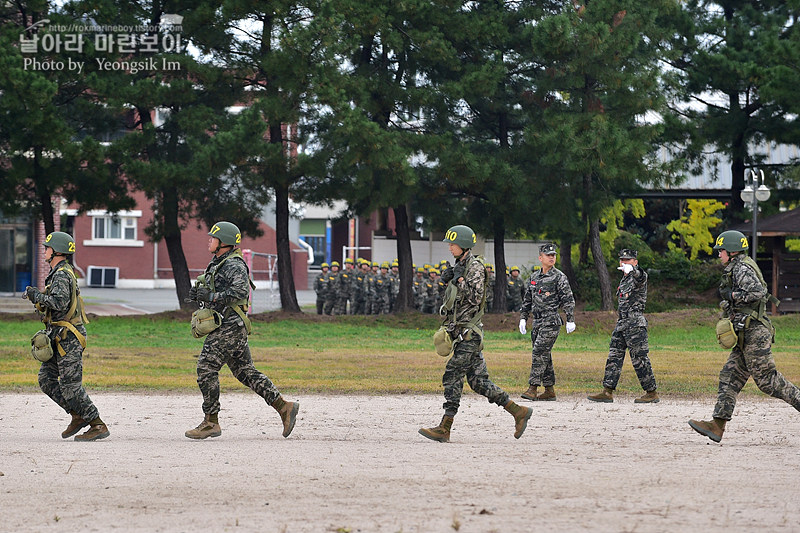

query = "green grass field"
[[1, 311, 799, 397]]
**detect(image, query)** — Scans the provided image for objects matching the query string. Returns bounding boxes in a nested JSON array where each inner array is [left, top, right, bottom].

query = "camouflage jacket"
[[616, 265, 647, 328], [448, 250, 486, 327], [721, 254, 768, 324], [204, 248, 251, 326], [313, 272, 329, 298], [520, 267, 575, 326], [40, 261, 79, 324]]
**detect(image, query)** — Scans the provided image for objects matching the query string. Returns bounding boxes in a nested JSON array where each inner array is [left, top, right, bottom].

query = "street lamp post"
[[740, 169, 771, 260]]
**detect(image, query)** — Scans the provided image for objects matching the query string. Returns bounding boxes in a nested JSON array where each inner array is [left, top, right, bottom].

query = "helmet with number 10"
[[443, 225, 477, 250], [713, 230, 749, 253]]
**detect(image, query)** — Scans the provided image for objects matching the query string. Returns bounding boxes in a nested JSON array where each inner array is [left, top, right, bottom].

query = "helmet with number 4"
[[208, 221, 241, 246], [443, 225, 477, 250], [713, 230, 749, 252], [44, 232, 76, 254]]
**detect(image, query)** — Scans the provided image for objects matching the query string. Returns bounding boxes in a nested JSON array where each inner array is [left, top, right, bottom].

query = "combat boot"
[[587, 387, 614, 403], [419, 415, 453, 442], [635, 390, 660, 403], [272, 396, 300, 438], [521, 385, 538, 401], [185, 414, 221, 440], [504, 401, 533, 439], [62, 411, 89, 439], [688, 418, 726, 443], [74, 418, 110, 442], [537, 386, 556, 401]]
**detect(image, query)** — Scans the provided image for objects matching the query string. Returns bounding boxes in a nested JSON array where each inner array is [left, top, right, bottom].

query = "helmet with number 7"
[[443, 225, 477, 250], [713, 230, 749, 252], [208, 221, 242, 246], [44, 231, 76, 254]]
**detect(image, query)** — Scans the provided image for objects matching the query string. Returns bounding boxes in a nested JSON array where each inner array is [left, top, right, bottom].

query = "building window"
[[300, 235, 325, 267], [82, 210, 145, 248], [93, 216, 137, 241]]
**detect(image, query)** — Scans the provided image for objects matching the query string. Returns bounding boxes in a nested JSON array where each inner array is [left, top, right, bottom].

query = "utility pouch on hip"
[[715, 318, 738, 350], [191, 308, 222, 339], [433, 326, 454, 357], [31, 330, 54, 362]]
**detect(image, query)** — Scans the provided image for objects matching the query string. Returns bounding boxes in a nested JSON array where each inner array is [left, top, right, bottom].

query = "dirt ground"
[[1, 392, 799, 533]]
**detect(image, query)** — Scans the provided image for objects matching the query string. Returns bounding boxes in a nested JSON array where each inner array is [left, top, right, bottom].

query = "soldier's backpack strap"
[[206, 249, 254, 335], [739, 256, 777, 341]]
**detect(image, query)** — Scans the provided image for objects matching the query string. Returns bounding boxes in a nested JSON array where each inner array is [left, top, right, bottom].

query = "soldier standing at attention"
[[506, 266, 524, 312], [26, 231, 110, 441], [588, 249, 659, 404], [518, 243, 576, 402], [689, 231, 800, 442], [376, 261, 392, 314], [313, 262, 330, 315], [335, 257, 355, 315], [324, 261, 340, 315], [485, 263, 495, 311], [186, 221, 299, 439], [419, 224, 532, 442]]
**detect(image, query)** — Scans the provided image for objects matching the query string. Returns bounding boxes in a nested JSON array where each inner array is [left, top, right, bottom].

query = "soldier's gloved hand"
[[618, 263, 634, 274], [188, 286, 198, 301], [25, 286, 40, 302], [566, 321, 576, 334], [452, 262, 465, 281], [195, 287, 216, 302], [719, 287, 733, 301], [518, 319, 527, 335], [440, 268, 455, 284]]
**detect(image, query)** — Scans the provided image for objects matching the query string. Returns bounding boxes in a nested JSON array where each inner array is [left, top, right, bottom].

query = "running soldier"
[[587, 248, 659, 404], [689, 230, 800, 442], [26, 231, 110, 441], [518, 243, 576, 402], [313, 262, 330, 315], [186, 221, 299, 439], [419, 224, 532, 442]]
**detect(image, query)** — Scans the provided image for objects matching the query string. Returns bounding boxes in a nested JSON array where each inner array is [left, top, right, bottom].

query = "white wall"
[[371, 236, 548, 269]]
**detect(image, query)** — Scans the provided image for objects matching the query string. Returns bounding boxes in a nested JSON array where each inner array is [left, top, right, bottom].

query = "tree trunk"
[[161, 185, 193, 310], [392, 204, 414, 312], [559, 238, 577, 292], [589, 218, 613, 310], [34, 148, 55, 234], [275, 180, 301, 312], [491, 216, 507, 313]]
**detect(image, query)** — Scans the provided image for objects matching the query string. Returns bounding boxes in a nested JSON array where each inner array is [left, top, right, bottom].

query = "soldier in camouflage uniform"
[[313, 262, 330, 315], [485, 263, 495, 312], [413, 267, 426, 311], [419, 225, 532, 442], [518, 243, 576, 402], [422, 269, 438, 314], [324, 262, 340, 315], [389, 260, 400, 312], [335, 257, 355, 314], [366, 261, 379, 314], [350, 260, 369, 315], [689, 230, 800, 442], [588, 248, 659, 404], [506, 266, 524, 312], [375, 262, 392, 314], [26, 231, 110, 441], [186, 221, 299, 440]]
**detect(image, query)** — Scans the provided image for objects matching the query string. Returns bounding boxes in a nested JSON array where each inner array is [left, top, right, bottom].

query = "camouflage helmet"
[[372, 261, 379, 268], [416, 267, 425, 273], [321, 262, 329, 268], [208, 221, 241, 246], [380, 261, 389, 269], [714, 230, 749, 252], [44, 231, 76, 254], [443, 225, 477, 250], [485, 263, 494, 270], [331, 261, 340, 267], [510, 265, 520, 273], [344, 257, 354, 264]]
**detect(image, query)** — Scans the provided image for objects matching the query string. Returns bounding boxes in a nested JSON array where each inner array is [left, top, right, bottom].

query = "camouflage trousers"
[[324, 297, 336, 315], [528, 321, 561, 387], [442, 337, 510, 416], [334, 296, 349, 315], [350, 296, 366, 315], [196, 322, 280, 415], [713, 322, 800, 421], [38, 325, 100, 423], [602, 323, 657, 392], [316, 297, 325, 315]]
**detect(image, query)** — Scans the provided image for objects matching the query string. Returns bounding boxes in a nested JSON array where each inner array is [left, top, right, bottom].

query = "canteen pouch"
[[31, 330, 54, 362], [433, 326, 454, 357], [715, 318, 738, 350], [191, 308, 223, 339]]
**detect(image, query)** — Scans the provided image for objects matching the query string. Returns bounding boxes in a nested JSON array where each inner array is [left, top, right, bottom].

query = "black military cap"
[[618, 248, 638, 259], [539, 243, 558, 255]]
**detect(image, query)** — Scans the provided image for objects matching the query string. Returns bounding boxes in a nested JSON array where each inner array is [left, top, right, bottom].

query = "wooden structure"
[[732, 208, 800, 314]]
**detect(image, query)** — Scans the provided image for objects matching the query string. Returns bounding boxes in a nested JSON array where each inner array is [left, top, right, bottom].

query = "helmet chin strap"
[[213, 243, 233, 255]]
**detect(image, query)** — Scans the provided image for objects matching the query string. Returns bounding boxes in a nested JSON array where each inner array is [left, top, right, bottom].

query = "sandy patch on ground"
[[1, 392, 799, 532]]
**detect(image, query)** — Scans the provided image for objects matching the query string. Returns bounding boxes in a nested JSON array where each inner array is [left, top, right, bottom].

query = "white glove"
[[518, 319, 527, 335], [618, 263, 634, 274], [566, 321, 576, 334]]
